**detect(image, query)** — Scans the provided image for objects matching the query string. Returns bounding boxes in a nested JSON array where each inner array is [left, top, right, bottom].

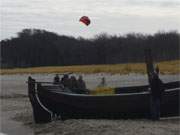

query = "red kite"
[[79, 16, 91, 26]]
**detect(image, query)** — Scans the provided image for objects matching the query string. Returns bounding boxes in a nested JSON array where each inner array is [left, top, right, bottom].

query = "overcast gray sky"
[[0, 0, 180, 40]]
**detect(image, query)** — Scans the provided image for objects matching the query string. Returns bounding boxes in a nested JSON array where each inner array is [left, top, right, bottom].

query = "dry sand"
[[0, 73, 180, 135]]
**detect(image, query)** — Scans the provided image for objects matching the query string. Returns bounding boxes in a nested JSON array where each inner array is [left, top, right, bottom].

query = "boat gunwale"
[[38, 86, 180, 97]]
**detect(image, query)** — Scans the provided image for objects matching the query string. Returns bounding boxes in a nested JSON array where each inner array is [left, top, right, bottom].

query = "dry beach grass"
[[1, 60, 180, 75]]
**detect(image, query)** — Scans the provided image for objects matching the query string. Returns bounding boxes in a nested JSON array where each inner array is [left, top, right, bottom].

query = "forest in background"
[[0, 29, 179, 68]]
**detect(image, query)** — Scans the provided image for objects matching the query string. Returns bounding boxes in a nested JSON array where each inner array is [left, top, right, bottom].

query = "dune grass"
[[0, 60, 179, 75]]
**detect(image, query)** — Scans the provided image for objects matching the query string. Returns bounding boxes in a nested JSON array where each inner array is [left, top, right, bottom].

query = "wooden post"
[[145, 49, 155, 83], [28, 76, 35, 97]]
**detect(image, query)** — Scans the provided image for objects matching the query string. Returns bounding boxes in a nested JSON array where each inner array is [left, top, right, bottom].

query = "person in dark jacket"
[[149, 68, 164, 120], [77, 75, 86, 89], [53, 74, 60, 84], [61, 74, 70, 88], [69, 76, 78, 89]]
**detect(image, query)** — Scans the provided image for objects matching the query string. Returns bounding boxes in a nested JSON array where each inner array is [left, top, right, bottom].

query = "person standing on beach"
[[98, 77, 107, 87], [149, 67, 164, 120]]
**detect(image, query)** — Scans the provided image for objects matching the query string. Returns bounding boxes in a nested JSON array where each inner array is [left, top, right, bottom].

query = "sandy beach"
[[0, 73, 179, 135]]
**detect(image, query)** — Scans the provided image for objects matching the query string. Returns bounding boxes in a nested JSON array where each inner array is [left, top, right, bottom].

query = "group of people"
[[53, 74, 86, 90]]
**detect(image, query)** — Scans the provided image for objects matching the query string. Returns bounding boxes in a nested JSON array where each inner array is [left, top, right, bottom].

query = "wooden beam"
[[144, 49, 154, 83]]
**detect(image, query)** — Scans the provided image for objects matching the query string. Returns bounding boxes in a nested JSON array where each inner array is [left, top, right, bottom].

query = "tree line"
[[0, 29, 179, 68]]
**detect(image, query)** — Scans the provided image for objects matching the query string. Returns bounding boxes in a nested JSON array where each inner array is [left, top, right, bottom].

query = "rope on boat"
[[35, 88, 54, 121]]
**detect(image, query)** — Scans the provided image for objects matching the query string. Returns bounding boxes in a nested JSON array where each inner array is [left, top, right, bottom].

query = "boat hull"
[[28, 78, 180, 123], [38, 85, 180, 119]]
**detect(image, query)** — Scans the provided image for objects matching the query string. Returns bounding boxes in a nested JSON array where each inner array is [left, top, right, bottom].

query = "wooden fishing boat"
[[28, 77, 180, 123], [27, 50, 180, 123]]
